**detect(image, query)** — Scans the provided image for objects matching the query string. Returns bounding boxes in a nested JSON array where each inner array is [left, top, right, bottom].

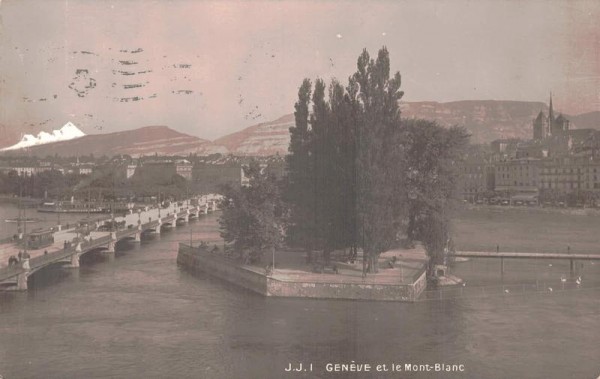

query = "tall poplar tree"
[[352, 47, 406, 272], [285, 79, 314, 251]]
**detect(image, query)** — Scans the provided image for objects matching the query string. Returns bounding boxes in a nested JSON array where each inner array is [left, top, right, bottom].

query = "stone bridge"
[[0, 198, 218, 290]]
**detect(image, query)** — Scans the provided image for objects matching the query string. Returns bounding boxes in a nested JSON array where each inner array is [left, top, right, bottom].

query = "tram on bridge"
[[23, 229, 54, 250]]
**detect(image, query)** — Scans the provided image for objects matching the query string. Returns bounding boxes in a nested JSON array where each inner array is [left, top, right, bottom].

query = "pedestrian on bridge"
[[8, 255, 18, 266]]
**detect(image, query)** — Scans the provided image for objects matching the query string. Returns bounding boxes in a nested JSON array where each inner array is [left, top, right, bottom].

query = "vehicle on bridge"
[[23, 229, 54, 250], [98, 220, 126, 231]]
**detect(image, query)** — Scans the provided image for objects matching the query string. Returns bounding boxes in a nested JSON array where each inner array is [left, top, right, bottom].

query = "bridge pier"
[[106, 232, 117, 253], [106, 241, 115, 253], [171, 219, 176, 228], [16, 271, 28, 291], [16, 258, 31, 291], [135, 224, 142, 242], [68, 242, 82, 268], [70, 253, 80, 268], [155, 219, 162, 234], [500, 257, 505, 277]]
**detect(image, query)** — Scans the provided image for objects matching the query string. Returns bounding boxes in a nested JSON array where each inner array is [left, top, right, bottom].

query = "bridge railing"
[[453, 251, 600, 260], [28, 235, 113, 268], [30, 248, 77, 268]]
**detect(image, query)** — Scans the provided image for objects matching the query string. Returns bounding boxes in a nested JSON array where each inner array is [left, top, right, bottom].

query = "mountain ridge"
[[2, 100, 598, 157]]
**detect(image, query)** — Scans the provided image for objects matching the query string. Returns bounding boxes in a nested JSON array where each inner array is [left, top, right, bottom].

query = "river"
[[0, 204, 598, 379]]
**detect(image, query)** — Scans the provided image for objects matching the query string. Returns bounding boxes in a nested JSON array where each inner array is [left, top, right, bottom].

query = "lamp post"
[[23, 197, 28, 256]]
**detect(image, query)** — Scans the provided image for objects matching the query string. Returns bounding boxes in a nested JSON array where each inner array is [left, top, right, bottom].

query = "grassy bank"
[[453, 206, 600, 254]]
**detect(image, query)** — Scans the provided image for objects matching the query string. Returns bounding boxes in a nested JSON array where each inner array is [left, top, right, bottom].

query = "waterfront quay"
[[0, 198, 217, 290], [177, 243, 429, 302]]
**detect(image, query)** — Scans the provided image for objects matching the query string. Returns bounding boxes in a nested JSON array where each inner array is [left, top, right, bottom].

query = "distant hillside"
[[568, 111, 600, 130], [3, 101, 597, 158], [1, 125, 227, 157], [214, 101, 598, 155], [214, 114, 294, 156], [212, 100, 553, 154], [399, 100, 550, 143]]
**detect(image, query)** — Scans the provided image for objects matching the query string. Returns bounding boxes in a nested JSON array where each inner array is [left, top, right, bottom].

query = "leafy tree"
[[351, 47, 406, 272], [310, 78, 335, 256], [286, 47, 405, 272], [285, 79, 315, 251], [285, 47, 469, 276], [219, 161, 285, 264], [403, 119, 469, 271], [285, 77, 360, 263], [327, 79, 357, 256]]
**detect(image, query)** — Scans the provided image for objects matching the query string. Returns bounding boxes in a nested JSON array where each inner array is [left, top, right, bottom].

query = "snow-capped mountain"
[[0, 122, 85, 151], [1, 125, 226, 157]]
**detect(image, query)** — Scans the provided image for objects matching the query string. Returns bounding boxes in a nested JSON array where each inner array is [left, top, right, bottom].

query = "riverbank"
[[177, 244, 428, 302]]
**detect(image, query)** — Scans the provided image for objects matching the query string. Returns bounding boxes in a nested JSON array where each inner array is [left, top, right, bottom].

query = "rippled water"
[[1, 209, 599, 378]]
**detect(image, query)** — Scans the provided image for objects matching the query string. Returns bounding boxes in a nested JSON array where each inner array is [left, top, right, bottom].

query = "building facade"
[[494, 158, 541, 195], [539, 156, 600, 192], [175, 160, 193, 180]]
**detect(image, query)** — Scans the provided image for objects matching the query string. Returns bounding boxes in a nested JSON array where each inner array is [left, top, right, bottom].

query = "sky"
[[1, 0, 599, 140]]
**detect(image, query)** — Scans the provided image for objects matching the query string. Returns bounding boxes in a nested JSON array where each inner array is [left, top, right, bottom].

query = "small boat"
[[4, 217, 40, 223]]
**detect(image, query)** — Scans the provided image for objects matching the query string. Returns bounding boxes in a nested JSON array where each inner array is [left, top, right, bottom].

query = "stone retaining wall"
[[177, 244, 426, 302], [177, 244, 267, 295]]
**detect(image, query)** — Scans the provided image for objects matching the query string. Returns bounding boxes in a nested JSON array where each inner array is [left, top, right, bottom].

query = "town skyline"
[[1, 0, 599, 141]]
